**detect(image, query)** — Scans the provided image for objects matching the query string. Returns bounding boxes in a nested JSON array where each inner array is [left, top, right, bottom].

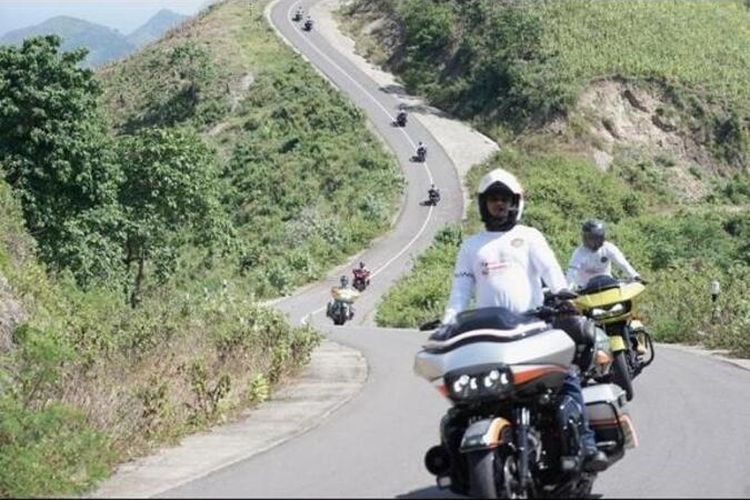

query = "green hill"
[[340, 0, 750, 356], [0, 15, 134, 67], [0, 10, 190, 68], [126, 9, 188, 48]]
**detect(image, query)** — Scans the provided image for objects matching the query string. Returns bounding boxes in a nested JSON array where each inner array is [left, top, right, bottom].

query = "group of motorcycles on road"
[[293, 6, 654, 495], [416, 276, 654, 498], [325, 263, 371, 326], [293, 6, 313, 31], [294, 5, 439, 208], [392, 109, 441, 206]]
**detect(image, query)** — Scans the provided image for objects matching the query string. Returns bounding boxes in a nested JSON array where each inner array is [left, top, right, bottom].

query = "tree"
[[117, 127, 235, 306], [0, 35, 125, 287]]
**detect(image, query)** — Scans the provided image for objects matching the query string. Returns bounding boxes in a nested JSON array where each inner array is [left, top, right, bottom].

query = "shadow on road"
[[378, 83, 410, 97], [397, 485, 604, 499], [396, 485, 462, 499]]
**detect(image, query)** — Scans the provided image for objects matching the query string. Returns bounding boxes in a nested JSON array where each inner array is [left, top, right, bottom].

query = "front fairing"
[[414, 327, 575, 382]]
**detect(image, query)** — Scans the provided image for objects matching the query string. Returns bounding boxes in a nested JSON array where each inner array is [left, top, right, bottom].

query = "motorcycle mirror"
[[419, 319, 441, 331], [555, 288, 578, 300]]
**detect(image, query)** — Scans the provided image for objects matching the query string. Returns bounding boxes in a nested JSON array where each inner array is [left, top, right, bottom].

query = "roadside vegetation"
[[0, 0, 401, 496], [340, 0, 750, 357]]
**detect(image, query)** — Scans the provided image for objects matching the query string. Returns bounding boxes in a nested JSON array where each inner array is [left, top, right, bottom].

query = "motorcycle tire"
[[333, 315, 345, 326], [467, 450, 499, 499], [612, 350, 634, 401]]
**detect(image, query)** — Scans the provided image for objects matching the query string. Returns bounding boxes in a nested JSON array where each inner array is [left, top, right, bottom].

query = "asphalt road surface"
[[161, 0, 750, 497]]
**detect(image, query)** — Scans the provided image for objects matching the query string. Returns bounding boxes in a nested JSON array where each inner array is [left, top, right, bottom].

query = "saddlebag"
[[583, 384, 637, 454]]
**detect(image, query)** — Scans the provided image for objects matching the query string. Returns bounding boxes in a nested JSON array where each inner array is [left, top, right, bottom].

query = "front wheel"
[[467, 450, 499, 499], [612, 350, 634, 401]]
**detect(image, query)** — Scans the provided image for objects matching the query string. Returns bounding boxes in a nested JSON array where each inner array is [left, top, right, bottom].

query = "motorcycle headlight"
[[446, 367, 512, 402], [590, 302, 627, 320]]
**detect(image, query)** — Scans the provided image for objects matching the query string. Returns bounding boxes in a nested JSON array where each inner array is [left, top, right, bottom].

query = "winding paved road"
[[160, 0, 750, 497]]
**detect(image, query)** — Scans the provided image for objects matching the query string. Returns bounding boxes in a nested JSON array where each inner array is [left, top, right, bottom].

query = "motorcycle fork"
[[514, 407, 531, 491]]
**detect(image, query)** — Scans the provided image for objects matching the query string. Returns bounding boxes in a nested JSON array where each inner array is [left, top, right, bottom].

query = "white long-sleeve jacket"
[[442, 225, 568, 324], [565, 241, 639, 289]]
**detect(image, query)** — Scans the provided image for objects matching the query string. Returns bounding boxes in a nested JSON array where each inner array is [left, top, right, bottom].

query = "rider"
[[294, 6, 303, 19], [396, 109, 407, 125], [353, 261, 371, 287], [327, 275, 357, 319], [428, 183, 440, 202], [566, 219, 641, 290], [304, 15, 313, 28], [442, 168, 609, 472], [416, 141, 427, 159]]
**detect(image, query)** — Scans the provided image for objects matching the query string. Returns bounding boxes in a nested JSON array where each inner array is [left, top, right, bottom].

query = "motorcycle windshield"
[[428, 307, 545, 342], [579, 274, 620, 294]]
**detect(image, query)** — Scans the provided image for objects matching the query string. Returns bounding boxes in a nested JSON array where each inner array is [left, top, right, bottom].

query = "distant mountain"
[[126, 9, 188, 48], [0, 9, 189, 68], [0, 16, 133, 68]]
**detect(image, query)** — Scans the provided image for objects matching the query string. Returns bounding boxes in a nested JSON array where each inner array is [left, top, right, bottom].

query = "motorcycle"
[[415, 294, 637, 498], [394, 112, 407, 127], [413, 145, 427, 163], [292, 9, 303, 21], [426, 189, 441, 206], [352, 270, 370, 292], [303, 18, 313, 31], [326, 287, 358, 325], [573, 275, 655, 401]]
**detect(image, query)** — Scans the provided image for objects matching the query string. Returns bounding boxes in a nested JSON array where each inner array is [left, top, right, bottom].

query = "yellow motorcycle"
[[573, 275, 655, 401]]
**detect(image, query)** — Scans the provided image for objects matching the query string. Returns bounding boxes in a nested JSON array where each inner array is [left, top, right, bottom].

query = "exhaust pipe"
[[424, 445, 451, 476]]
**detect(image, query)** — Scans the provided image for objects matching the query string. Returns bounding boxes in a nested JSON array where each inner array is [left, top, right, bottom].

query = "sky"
[[0, 0, 213, 37]]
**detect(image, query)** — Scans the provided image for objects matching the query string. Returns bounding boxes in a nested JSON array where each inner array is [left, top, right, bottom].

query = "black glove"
[[557, 299, 579, 315]]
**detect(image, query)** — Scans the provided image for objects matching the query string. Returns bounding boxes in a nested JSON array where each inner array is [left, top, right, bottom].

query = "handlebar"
[[419, 318, 442, 331]]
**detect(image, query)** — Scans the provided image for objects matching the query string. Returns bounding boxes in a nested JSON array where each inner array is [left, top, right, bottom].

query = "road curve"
[[161, 0, 750, 498]]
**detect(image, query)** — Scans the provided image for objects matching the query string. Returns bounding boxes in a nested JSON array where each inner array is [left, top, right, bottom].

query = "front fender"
[[459, 417, 512, 453]]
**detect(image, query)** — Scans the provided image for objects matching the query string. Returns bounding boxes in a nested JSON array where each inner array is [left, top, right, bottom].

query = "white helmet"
[[476, 168, 525, 231]]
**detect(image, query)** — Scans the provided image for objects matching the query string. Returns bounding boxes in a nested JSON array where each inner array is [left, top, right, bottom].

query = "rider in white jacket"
[[566, 219, 640, 289], [442, 168, 609, 472]]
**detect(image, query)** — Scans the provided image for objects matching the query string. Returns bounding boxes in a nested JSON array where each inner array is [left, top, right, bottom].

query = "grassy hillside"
[[0, 0, 403, 496], [340, 0, 750, 357], [98, 0, 404, 298]]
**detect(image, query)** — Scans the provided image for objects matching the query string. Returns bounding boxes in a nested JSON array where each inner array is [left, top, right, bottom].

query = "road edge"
[[91, 339, 368, 498]]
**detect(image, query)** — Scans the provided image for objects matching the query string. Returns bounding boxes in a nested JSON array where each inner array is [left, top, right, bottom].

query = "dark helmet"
[[340, 275, 349, 287], [476, 169, 525, 232], [358, 261, 366, 269], [582, 219, 606, 251]]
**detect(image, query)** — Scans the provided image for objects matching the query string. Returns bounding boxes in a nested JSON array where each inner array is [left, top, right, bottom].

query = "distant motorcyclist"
[[442, 168, 609, 472], [396, 110, 407, 126], [303, 16, 313, 31], [293, 6, 303, 20], [327, 275, 358, 320], [415, 141, 427, 161], [352, 261, 371, 291], [566, 219, 642, 290], [427, 184, 440, 204]]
